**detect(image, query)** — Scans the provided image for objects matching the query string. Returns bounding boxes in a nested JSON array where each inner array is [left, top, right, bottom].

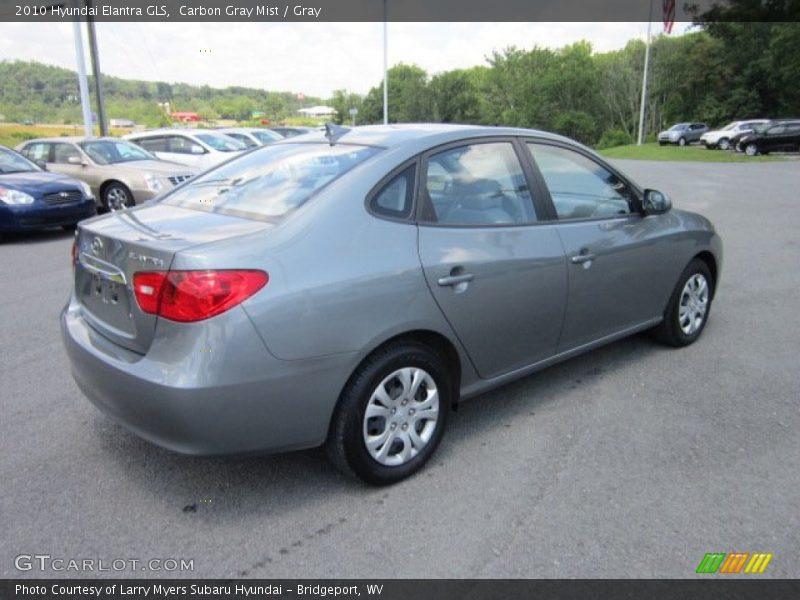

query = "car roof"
[[17, 136, 125, 144], [275, 123, 575, 151], [125, 128, 228, 138]]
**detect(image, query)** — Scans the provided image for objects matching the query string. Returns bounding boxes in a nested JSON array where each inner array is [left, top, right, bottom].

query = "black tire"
[[652, 259, 714, 347], [326, 341, 451, 485], [102, 181, 134, 212], [659, 141, 666, 146], [678, 137, 687, 147], [718, 138, 730, 151], [745, 143, 759, 157]]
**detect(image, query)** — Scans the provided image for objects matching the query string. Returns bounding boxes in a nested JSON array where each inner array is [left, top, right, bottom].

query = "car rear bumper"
[[61, 299, 356, 456], [0, 202, 96, 232]]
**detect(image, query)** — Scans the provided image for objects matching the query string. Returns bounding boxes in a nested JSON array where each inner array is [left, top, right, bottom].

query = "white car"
[[124, 129, 247, 170], [216, 127, 283, 148], [700, 120, 769, 150]]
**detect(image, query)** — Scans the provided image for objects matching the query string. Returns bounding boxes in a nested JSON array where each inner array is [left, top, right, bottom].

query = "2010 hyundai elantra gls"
[[62, 124, 722, 485]]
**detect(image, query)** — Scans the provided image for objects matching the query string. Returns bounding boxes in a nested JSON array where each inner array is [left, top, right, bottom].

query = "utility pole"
[[71, 18, 93, 138], [85, 0, 107, 136], [382, 0, 388, 125], [637, 0, 653, 146]]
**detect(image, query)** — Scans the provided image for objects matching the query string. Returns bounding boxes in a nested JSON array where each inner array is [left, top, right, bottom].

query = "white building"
[[297, 106, 337, 118]]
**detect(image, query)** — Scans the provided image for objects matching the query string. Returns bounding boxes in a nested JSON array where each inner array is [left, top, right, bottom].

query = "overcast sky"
[[0, 22, 692, 98]]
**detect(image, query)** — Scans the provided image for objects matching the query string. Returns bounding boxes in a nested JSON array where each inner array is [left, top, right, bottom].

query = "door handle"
[[571, 251, 597, 264], [438, 273, 475, 286]]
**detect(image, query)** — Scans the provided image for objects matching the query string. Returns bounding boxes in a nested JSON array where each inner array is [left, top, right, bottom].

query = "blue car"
[[0, 145, 96, 235]]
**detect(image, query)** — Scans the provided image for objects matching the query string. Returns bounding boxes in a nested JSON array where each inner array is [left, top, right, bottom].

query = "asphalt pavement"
[[1, 159, 798, 578]]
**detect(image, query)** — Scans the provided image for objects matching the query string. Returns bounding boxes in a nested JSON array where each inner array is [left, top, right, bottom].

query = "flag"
[[663, 0, 676, 33]]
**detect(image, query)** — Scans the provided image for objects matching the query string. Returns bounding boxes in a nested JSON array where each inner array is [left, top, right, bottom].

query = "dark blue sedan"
[[0, 145, 96, 234]]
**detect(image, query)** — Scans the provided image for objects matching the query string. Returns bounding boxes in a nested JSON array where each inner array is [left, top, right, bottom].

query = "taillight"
[[133, 270, 268, 322]]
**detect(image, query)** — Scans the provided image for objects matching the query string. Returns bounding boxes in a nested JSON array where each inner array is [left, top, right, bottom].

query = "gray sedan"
[[61, 124, 722, 485]]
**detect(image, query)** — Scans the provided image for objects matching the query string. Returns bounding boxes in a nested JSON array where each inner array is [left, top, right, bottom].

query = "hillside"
[[0, 60, 324, 126]]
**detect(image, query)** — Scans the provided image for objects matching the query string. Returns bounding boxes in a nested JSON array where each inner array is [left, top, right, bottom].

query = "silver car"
[[658, 122, 710, 146], [62, 125, 722, 485]]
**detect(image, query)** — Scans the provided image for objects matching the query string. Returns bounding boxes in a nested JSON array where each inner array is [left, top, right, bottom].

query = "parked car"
[[0, 145, 95, 235], [700, 120, 769, 150], [737, 120, 800, 156], [217, 127, 283, 148], [658, 123, 709, 146], [62, 124, 722, 485], [268, 126, 314, 138], [124, 129, 247, 170], [17, 137, 197, 211]]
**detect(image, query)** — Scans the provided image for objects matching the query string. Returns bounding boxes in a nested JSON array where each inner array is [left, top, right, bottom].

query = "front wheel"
[[678, 137, 687, 147], [745, 143, 759, 156], [652, 259, 714, 347], [103, 182, 134, 211], [718, 138, 730, 151], [326, 342, 451, 485]]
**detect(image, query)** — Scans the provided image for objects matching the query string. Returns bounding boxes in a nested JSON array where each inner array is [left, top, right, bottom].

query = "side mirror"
[[67, 155, 87, 166], [643, 189, 672, 214], [34, 159, 47, 171], [190, 145, 205, 155]]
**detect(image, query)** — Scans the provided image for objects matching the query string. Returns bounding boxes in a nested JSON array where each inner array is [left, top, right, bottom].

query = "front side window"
[[422, 142, 535, 226], [52, 143, 82, 164], [225, 133, 258, 148], [163, 143, 381, 221], [527, 144, 636, 220], [80, 140, 155, 164], [194, 133, 245, 152]]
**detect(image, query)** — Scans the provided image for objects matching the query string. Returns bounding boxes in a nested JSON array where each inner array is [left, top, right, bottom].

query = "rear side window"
[[52, 143, 81, 164], [370, 165, 415, 219], [167, 135, 205, 154], [422, 142, 535, 226], [21, 142, 49, 162], [135, 136, 166, 152], [163, 143, 381, 221]]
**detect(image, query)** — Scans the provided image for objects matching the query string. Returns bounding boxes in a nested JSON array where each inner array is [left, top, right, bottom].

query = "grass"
[[598, 142, 787, 162], [0, 123, 131, 148]]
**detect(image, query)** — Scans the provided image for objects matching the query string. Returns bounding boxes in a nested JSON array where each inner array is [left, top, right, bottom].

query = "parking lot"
[[1, 158, 798, 578]]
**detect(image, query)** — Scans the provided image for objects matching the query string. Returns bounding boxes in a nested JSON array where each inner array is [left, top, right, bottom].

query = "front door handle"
[[438, 273, 475, 286], [571, 251, 597, 265]]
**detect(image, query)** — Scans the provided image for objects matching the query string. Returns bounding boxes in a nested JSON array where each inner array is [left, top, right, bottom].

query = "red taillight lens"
[[133, 270, 268, 322]]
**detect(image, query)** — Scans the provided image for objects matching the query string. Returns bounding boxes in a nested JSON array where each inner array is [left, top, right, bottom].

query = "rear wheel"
[[326, 341, 451, 485], [652, 259, 714, 347], [103, 182, 133, 212]]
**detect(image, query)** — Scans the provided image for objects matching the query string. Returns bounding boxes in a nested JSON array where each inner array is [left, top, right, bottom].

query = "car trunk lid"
[[74, 204, 270, 354]]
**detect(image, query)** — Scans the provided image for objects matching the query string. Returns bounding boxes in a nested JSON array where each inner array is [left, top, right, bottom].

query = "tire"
[[678, 137, 687, 147], [745, 143, 759, 156], [659, 141, 666, 146], [652, 259, 714, 347], [102, 182, 134, 212], [718, 138, 730, 151], [326, 341, 451, 485]]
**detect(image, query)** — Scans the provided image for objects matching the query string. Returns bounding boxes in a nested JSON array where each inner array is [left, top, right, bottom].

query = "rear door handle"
[[571, 251, 597, 265], [438, 273, 475, 286]]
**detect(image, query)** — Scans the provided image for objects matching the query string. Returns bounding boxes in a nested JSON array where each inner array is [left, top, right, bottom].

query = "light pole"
[[382, 0, 388, 124], [71, 19, 93, 138], [637, 0, 653, 146]]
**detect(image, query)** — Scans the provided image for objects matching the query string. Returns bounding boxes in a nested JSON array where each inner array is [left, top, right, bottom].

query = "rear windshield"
[[162, 143, 381, 220]]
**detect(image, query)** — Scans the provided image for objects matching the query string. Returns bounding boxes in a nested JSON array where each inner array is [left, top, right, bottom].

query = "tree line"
[[1, 19, 798, 148]]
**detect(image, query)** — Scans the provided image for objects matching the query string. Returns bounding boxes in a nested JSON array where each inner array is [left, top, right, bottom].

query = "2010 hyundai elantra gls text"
[[62, 124, 722, 484]]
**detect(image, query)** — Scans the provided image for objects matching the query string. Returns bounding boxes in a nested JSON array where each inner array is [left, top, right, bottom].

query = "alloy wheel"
[[745, 143, 758, 156], [718, 138, 730, 150], [106, 186, 130, 211]]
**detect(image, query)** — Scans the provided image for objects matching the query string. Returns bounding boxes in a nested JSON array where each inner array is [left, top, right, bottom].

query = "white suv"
[[124, 129, 247, 171], [700, 120, 769, 150]]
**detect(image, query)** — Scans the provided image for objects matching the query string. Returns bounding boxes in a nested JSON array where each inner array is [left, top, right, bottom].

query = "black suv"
[[738, 120, 800, 156]]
